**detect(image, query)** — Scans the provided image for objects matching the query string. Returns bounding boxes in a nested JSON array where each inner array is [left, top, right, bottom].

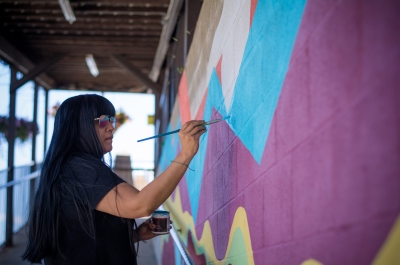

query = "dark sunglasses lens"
[[110, 117, 116, 128], [99, 115, 109, 128]]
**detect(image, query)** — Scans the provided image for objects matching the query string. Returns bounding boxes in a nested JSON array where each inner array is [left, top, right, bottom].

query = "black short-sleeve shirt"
[[44, 156, 137, 265]]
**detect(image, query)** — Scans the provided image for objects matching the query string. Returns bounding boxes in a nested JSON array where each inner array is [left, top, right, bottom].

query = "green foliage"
[[0, 115, 38, 143], [115, 112, 128, 125]]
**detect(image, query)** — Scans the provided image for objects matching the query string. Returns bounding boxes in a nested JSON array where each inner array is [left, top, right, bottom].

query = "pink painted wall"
[[155, 0, 400, 264], [250, 0, 400, 263]]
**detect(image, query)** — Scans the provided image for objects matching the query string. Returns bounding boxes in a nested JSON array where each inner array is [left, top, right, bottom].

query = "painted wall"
[[154, 0, 400, 264]]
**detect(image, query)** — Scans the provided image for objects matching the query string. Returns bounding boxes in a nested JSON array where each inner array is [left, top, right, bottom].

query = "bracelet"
[[171, 160, 194, 171]]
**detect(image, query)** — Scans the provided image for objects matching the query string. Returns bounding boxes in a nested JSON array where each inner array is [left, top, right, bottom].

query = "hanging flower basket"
[[115, 111, 130, 131], [0, 115, 39, 143], [49, 103, 60, 117]]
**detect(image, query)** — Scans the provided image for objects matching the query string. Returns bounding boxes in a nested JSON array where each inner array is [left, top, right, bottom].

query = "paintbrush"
[[137, 116, 230, 142]]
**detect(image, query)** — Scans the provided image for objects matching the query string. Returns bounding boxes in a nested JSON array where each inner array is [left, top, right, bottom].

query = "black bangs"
[[74, 94, 115, 120], [97, 94, 115, 116], [94, 95, 116, 118], [47, 94, 116, 159]]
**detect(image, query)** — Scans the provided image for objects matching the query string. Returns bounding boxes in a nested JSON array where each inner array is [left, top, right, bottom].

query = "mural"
[[155, 0, 400, 264]]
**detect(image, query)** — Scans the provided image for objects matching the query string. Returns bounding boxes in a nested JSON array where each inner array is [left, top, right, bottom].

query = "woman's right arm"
[[95, 120, 206, 219]]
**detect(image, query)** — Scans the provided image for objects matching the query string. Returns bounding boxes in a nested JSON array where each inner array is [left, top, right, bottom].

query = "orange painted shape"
[[250, 0, 258, 28], [195, 88, 208, 120], [216, 55, 223, 85], [178, 71, 192, 123]]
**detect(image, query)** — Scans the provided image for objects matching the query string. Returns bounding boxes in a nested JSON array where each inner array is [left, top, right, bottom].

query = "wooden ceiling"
[[0, 0, 171, 93]]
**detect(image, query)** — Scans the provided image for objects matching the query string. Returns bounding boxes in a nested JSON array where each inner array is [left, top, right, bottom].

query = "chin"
[[103, 146, 113, 154]]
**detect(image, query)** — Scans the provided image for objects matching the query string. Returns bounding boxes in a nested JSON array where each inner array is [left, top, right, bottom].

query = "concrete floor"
[[0, 229, 31, 265], [0, 219, 158, 265]]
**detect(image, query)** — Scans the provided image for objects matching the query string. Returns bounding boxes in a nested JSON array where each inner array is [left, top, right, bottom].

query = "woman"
[[22, 94, 206, 264]]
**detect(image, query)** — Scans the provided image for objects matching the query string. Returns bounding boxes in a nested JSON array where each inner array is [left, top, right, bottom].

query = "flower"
[[115, 111, 130, 131], [0, 115, 38, 143], [48, 103, 60, 117]]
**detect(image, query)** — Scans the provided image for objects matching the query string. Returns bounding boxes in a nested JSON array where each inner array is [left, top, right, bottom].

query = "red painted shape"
[[186, 230, 207, 265], [250, 0, 258, 28], [161, 238, 175, 265], [194, 88, 208, 120], [178, 71, 192, 123], [216, 55, 223, 85]]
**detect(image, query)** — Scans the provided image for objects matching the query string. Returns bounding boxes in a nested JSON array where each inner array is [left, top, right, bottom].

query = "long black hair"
[[22, 94, 123, 262]]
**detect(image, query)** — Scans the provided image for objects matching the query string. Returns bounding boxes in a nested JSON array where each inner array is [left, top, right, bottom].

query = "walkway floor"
[[0, 218, 158, 265], [0, 228, 30, 265]]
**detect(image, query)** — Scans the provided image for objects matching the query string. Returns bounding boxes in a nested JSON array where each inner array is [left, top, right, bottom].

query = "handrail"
[[160, 205, 194, 265], [0, 169, 194, 264], [0, 165, 41, 247], [0, 170, 40, 190], [169, 227, 194, 265]]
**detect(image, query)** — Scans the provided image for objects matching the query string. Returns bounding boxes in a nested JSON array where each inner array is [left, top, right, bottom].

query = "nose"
[[106, 121, 115, 132]]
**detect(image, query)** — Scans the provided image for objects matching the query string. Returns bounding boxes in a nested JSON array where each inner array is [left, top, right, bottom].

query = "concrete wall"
[[155, 0, 400, 264]]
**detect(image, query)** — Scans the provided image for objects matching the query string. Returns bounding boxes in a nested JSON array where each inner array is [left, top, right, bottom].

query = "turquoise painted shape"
[[184, 68, 227, 223], [224, 228, 248, 265], [188, 0, 307, 223], [174, 244, 183, 265], [230, 0, 307, 164], [158, 0, 307, 224]]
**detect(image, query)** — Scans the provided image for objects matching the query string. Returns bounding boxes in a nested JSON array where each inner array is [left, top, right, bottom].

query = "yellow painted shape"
[[300, 259, 323, 265], [163, 187, 254, 264], [372, 215, 400, 265]]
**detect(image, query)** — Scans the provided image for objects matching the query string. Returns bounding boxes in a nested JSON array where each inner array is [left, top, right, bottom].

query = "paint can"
[[151, 210, 170, 234]]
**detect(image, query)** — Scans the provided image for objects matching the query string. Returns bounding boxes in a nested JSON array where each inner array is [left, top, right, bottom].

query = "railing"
[[0, 165, 41, 247], [159, 205, 195, 265], [0, 165, 194, 264]]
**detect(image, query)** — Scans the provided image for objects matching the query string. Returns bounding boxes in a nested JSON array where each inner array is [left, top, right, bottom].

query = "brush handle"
[[137, 117, 230, 142], [137, 129, 180, 142]]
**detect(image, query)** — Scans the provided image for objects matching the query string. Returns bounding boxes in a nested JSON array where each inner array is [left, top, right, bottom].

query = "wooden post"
[[43, 89, 48, 155], [5, 65, 17, 247], [30, 83, 39, 212]]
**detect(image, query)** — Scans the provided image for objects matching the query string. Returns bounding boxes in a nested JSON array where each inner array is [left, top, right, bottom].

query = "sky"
[[0, 61, 155, 176]]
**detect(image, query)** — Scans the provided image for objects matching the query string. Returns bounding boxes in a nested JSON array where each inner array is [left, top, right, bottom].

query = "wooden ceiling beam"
[[10, 53, 67, 92], [1, 4, 166, 12], [5, 27, 161, 34], [54, 82, 147, 93], [2, 11, 166, 18], [0, 0, 169, 5], [70, 0, 170, 6], [2, 21, 162, 31], [149, 0, 183, 82], [18, 45, 156, 55], [5, 34, 159, 43], [4, 28, 162, 37], [111, 54, 161, 94], [0, 36, 55, 89], [1, 18, 162, 26], [1, 10, 166, 18], [0, 0, 171, 93], [0, 14, 164, 23]]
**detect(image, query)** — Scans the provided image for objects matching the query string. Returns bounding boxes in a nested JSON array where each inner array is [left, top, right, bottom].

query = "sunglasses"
[[94, 115, 116, 128]]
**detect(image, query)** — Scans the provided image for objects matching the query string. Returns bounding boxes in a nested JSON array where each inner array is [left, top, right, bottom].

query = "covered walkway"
[[0, 219, 158, 265], [0, 0, 201, 264]]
